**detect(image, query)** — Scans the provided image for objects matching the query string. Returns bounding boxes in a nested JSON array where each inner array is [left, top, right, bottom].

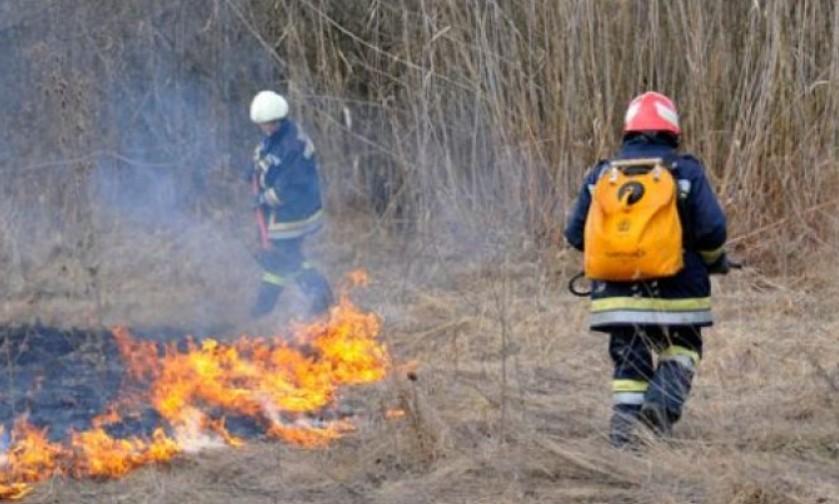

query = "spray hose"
[[568, 272, 591, 297], [567, 258, 744, 297]]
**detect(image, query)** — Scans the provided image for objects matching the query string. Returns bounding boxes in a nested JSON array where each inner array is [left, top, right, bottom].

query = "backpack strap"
[[661, 153, 691, 201], [587, 160, 610, 196], [661, 153, 696, 249]]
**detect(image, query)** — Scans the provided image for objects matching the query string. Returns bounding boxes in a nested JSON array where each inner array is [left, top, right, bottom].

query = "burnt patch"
[[0, 326, 122, 440], [0, 325, 258, 443]]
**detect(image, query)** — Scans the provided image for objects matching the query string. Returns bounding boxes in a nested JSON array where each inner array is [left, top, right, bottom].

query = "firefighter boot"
[[639, 401, 673, 437], [609, 404, 642, 448], [641, 359, 695, 436], [250, 282, 283, 318], [296, 267, 335, 317]]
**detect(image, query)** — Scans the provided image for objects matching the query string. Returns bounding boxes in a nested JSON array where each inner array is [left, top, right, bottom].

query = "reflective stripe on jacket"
[[267, 209, 324, 239], [564, 135, 727, 331]]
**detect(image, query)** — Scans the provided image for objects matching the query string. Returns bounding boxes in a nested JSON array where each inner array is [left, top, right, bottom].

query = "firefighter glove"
[[256, 188, 281, 207]]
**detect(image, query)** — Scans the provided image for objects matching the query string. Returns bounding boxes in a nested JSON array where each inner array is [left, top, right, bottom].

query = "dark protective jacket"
[[564, 134, 727, 331], [253, 119, 324, 239]]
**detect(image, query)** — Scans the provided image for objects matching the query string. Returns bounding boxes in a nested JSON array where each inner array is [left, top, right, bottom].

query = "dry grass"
[[2, 1, 839, 502], [9, 220, 836, 504]]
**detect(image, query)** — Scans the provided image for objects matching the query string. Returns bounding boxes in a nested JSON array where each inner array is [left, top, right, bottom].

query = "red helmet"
[[623, 91, 681, 135]]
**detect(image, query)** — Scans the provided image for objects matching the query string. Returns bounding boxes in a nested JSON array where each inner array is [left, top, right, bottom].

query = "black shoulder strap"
[[664, 153, 695, 249], [661, 151, 679, 168], [592, 159, 610, 179]]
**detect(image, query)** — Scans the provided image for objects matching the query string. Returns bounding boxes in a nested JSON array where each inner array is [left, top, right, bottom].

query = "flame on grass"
[[0, 422, 62, 500], [0, 271, 388, 499]]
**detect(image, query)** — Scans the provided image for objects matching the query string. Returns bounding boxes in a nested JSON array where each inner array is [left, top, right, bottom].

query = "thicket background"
[[1, 0, 837, 321]]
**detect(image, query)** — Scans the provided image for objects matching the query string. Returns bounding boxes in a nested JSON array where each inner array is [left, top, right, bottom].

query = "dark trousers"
[[609, 326, 702, 425], [251, 237, 334, 318]]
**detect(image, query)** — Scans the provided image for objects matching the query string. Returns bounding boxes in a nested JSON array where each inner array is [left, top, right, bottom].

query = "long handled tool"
[[252, 175, 270, 250]]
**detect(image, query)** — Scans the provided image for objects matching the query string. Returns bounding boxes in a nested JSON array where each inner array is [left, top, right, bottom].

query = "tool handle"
[[252, 177, 270, 250]]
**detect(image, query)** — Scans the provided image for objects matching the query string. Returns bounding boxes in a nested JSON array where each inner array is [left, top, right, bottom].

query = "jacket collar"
[[618, 133, 678, 160], [265, 119, 291, 146]]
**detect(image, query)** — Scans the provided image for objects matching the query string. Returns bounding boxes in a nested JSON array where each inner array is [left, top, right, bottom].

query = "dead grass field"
[[3, 216, 835, 504], [2, 1, 838, 502]]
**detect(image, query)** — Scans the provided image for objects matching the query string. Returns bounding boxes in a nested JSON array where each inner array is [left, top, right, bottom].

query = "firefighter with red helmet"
[[565, 92, 730, 447]]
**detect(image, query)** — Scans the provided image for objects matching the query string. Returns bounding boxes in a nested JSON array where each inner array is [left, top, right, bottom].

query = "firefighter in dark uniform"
[[564, 92, 730, 447], [248, 90, 334, 319]]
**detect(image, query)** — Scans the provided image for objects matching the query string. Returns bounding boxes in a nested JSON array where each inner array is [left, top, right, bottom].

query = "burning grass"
[[0, 271, 390, 500]]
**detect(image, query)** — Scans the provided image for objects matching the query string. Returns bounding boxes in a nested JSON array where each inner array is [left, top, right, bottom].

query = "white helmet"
[[250, 90, 289, 124]]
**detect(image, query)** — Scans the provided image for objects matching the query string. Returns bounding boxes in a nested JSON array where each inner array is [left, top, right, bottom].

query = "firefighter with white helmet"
[[250, 90, 289, 124], [565, 91, 730, 447], [248, 90, 333, 318]]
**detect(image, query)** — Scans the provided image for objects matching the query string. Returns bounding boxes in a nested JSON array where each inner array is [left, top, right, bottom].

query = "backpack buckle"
[[652, 164, 662, 181], [609, 166, 619, 183]]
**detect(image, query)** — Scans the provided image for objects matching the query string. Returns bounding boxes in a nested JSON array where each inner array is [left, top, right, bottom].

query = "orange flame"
[[385, 408, 406, 419], [139, 293, 385, 435], [0, 273, 391, 499], [0, 421, 62, 500], [70, 427, 179, 478]]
